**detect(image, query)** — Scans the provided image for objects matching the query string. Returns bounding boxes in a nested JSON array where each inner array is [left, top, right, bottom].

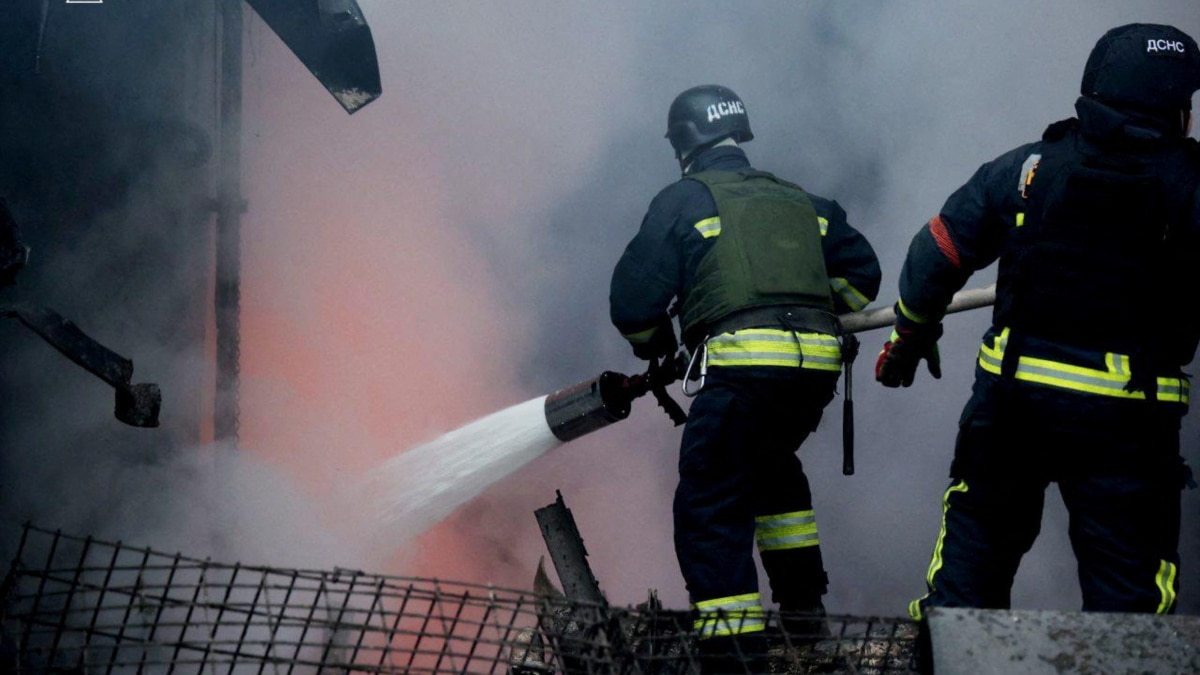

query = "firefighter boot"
[[763, 548, 831, 646], [697, 634, 769, 675], [778, 600, 831, 646]]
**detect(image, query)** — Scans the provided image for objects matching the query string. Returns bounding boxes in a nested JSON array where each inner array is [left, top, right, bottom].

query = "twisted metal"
[[0, 524, 916, 674]]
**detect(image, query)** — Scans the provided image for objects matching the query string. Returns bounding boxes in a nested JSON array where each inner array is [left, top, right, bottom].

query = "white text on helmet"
[[706, 100, 746, 123], [1146, 39, 1186, 54]]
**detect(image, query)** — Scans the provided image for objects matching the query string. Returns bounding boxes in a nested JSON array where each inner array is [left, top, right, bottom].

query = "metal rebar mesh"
[[0, 524, 917, 673]]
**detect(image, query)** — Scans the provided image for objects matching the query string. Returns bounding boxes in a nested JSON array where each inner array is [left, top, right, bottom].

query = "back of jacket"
[[996, 117, 1200, 372], [897, 99, 1200, 377], [611, 146, 881, 349]]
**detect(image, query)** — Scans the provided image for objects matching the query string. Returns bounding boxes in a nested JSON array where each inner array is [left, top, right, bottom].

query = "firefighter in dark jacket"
[[611, 84, 880, 671], [876, 23, 1200, 628], [0, 198, 28, 290]]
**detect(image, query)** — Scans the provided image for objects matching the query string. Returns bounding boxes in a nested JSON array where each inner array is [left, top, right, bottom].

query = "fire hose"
[[543, 285, 996, 471]]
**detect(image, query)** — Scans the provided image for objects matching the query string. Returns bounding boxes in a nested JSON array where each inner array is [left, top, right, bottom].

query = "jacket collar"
[[1075, 96, 1183, 146], [684, 146, 751, 175]]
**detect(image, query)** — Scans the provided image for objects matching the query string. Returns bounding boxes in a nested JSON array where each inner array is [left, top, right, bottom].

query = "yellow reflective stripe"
[[622, 325, 658, 344], [1016, 212, 1025, 227], [830, 277, 869, 311], [817, 216, 829, 236], [694, 592, 761, 610], [977, 334, 1189, 403], [692, 593, 766, 638], [706, 329, 842, 371], [908, 598, 925, 622], [910, 480, 967, 621], [1156, 560, 1178, 614], [925, 480, 969, 588], [897, 298, 931, 324], [755, 510, 819, 551], [694, 216, 721, 239]]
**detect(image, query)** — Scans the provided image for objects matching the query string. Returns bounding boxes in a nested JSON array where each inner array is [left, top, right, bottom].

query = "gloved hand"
[[875, 322, 943, 388], [630, 316, 678, 361]]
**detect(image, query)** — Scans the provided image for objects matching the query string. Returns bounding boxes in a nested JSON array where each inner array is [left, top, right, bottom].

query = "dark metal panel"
[[243, 0, 382, 113]]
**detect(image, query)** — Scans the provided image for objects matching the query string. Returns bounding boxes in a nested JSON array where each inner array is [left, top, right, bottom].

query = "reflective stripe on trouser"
[[1155, 560, 1178, 614], [693, 593, 767, 639], [675, 367, 838, 635], [913, 379, 1185, 618], [756, 510, 818, 552], [978, 328, 1190, 404], [909, 481, 969, 621], [706, 329, 842, 371]]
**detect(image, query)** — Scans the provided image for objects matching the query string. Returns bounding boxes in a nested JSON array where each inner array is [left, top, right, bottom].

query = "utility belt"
[[690, 305, 843, 372], [978, 327, 1189, 405], [703, 305, 841, 340], [683, 303, 860, 476], [682, 305, 844, 395]]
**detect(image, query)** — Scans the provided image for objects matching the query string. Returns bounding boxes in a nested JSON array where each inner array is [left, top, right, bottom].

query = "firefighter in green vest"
[[610, 84, 881, 672]]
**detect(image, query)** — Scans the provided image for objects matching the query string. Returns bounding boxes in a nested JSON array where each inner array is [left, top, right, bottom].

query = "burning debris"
[[0, 519, 919, 674]]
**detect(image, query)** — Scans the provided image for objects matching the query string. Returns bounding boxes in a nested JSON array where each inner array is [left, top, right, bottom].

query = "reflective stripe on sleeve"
[[756, 510, 819, 551], [830, 277, 869, 311], [693, 593, 767, 639], [897, 298, 932, 324], [706, 329, 842, 371], [622, 325, 658, 344], [694, 216, 721, 239], [817, 216, 829, 236]]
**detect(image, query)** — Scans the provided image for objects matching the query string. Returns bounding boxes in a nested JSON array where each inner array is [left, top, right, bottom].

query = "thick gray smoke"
[[289, 1, 1195, 615], [0, 0, 1196, 624]]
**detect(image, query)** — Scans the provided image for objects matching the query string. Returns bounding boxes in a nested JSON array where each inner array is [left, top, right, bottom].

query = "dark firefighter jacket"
[[0, 198, 27, 288], [897, 97, 1200, 402], [610, 146, 881, 350]]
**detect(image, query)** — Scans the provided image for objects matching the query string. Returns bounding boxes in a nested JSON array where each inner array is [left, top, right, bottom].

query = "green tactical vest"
[[680, 170, 833, 338]]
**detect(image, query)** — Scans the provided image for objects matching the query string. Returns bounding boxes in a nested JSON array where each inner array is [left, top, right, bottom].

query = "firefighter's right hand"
[[875, 325, 942, 387], [629, 317, 678, 361]]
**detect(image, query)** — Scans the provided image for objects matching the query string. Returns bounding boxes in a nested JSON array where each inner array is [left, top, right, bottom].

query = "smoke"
[[0, 0, 1196, 628]]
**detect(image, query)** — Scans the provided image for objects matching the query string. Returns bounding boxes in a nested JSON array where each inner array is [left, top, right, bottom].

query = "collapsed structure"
[[0, 522, 917, 674]]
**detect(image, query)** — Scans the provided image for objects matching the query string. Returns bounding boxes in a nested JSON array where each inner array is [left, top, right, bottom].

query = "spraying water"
[[371, 396, 563, 548], [364, 290, 999, 557]]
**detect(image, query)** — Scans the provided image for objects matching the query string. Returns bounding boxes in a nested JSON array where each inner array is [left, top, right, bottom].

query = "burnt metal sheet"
[[1, 302, 162, 427], [929, 607, 1200, 675], [244, 0, 382, 113]]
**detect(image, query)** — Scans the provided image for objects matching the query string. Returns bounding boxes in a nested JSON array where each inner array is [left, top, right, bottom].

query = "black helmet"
[[1081, 23, 1200, 110], [665, 85, 754, 160]]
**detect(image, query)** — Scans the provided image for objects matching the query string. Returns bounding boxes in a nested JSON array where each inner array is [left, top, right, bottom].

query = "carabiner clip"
[[682, 338, 708, 397]]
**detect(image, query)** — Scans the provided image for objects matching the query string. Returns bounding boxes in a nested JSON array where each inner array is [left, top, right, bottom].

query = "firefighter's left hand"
[[876, 324, 942, 387], [630, 317, 678, 361]]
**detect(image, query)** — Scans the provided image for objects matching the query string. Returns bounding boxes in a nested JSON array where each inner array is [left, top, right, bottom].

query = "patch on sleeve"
[[928, 215, 961, 268]]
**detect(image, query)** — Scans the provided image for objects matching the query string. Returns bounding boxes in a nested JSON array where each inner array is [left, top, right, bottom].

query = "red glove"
[[876, 324, 943, 388]]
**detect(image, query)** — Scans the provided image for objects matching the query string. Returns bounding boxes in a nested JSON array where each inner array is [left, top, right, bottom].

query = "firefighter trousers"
[[675, 366, 840, 637], [912, 370, 1188, 619]]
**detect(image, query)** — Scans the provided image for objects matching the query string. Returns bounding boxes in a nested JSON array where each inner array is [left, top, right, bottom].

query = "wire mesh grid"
[[0, 524, 917, 674]]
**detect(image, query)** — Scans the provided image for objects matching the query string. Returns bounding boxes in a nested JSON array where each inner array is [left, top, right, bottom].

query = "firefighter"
[[610, 84, 881, 672], [0, 198, 27, 290], [876, 23, 1200, 640]]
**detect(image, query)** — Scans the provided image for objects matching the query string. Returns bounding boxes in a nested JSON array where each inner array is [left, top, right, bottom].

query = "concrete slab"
[[928, 607, 1200, 675]]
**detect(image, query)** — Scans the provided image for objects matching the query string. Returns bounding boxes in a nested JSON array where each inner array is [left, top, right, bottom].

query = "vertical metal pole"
[[215, 0, 243, 447]]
